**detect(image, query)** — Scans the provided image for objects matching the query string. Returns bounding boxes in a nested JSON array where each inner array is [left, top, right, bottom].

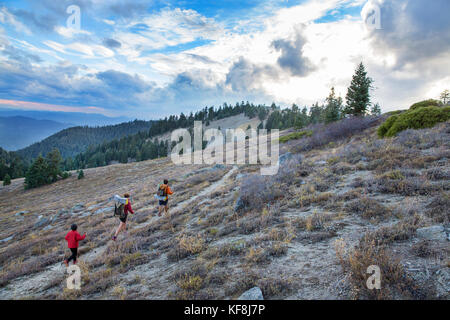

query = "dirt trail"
[[0, 244, 108, 299], [133, 166, 238, 230]]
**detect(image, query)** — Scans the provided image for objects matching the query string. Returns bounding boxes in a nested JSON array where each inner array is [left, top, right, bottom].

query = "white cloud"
[[55, 26, 92, 38], [0, 7, 31, 35]]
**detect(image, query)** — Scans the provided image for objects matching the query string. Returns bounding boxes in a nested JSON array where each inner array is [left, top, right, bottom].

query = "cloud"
[[102, 38, 121, 49], [367, 0, 450, 68], [0, 7, 32, 35], [225, 57, 279, 92], [271, 26, 316, 77]]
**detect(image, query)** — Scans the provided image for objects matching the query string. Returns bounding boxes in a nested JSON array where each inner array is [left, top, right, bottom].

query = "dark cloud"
[[102, 38, 122, 49], [96, 70, 149, 93], [271, 27, 316, 77], [1, 44, 42, 65], [369, 0, 450, 68], [225, 57, 279, 92]]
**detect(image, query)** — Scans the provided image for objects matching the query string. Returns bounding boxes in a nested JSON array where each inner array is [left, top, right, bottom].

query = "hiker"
[[112, 193, 134, 241], [64, 224, 86, 267], [157, 179, 173, 217]]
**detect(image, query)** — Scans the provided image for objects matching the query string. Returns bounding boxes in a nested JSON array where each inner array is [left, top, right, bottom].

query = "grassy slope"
[[0, 119, 448, 300]]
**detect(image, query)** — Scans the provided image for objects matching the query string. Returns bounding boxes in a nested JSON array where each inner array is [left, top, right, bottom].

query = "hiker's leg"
[[164, 204, 169, 214], [68, 248, 77, 263], [72, 248, 78, 264], [115, 222, 124, 237]]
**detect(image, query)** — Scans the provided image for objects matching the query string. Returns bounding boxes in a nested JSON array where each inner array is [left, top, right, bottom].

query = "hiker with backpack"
[[156, 179, 173, 217], [63, 224, 86, 266], [112, 193, 134, 241]]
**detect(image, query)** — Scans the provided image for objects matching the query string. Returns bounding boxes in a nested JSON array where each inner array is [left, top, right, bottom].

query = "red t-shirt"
[[65, 230, 86, 248]]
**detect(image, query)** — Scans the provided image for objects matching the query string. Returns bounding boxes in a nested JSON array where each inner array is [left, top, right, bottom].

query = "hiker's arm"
[[167, 186, 173, 195], [128, 203, 134, 214], [77, 232, 86, 241], [65, 233, 69, 241]]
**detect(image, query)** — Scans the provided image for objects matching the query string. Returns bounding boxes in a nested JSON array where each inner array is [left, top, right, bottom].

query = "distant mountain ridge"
[[0, 116, 72, 151], [0, 109, 131, 126], [16, 119, 153, 161]]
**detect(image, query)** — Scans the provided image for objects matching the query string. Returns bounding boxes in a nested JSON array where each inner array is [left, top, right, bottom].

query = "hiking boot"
[[63, 260, 69, 267], [112, 236, 117, 241], [73, 260, 77, 265]]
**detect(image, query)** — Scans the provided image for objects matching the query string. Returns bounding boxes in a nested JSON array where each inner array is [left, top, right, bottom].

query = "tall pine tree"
[[344, 62, 373, 116]]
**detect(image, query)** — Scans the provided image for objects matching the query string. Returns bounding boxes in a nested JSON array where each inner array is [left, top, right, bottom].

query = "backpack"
[[157, 184, 168, 198], [114, 202, 126, 219]]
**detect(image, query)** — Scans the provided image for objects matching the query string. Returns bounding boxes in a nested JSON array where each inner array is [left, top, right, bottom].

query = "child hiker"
[[64, 224, 86, 266], [112, 193, 134, 241]]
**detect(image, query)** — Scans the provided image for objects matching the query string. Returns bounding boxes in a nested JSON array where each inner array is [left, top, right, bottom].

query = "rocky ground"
[[0, 119, 448, 300]]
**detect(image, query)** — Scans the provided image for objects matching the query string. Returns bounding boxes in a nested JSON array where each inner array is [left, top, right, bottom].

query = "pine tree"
[[46, 148, 62, 182], [324, 87, 343, 123], [440, 89, 449, 105], [24, 155, 49, 189], [345, 62, 373, 116], [3, 173, 11, 186], [371, 103, 381, 116], [78, 169, 84, 179]]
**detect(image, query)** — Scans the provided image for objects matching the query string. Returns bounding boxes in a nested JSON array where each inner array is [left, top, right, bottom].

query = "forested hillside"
[[16, 120, 153, 161]]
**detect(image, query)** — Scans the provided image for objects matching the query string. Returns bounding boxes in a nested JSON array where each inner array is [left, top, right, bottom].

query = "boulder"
[[34, 216, 50, 229], [416, 225, 447, 241], [234, 196, 245, 212], [279, 152, 293, 164], [238, 287, 264, 300], [0, 235, 14, 243], [94, 207, 111, 215], [71, 203, 85, 213]]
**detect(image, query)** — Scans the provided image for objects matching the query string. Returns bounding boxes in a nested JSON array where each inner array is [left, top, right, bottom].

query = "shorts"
[[119, 215, 128, 223], [159, 199, 168, 206]]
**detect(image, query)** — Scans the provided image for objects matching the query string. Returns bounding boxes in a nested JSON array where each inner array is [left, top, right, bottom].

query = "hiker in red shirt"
[[64, 224, 86, 266], [112, 193, 134, 241]]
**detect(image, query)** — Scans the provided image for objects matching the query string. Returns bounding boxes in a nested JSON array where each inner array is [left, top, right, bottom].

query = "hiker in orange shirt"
[[157, 179, 173, 217]]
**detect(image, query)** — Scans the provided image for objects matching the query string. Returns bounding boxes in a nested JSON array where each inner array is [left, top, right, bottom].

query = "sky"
[[0, 0, 449, 120]]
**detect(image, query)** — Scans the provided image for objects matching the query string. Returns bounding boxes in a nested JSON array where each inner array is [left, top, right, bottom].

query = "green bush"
[[409, 99, 441, 110], [279, 130, 313, 143], [77, 169, 84, 180], [378, 106, 450, 138], [3, 174, 11, 186], [377, 114, 399, 137]]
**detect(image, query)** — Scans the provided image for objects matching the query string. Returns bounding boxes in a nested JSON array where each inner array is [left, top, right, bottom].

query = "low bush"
[[378, 106, 450, 138], [279, 130, 312, 143], [409, 99, 441, 110]]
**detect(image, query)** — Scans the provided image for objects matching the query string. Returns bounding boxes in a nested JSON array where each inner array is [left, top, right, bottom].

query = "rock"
[[0, 235, 14, 243], [236, 173, 245, 180], [81, 212, 92, 217], [15, 210, 28, 216], [71, 203, 85, 213], [234, 196, 245, 212], [361, 156, 368, 162], [315, 160, 327, 166], [34, 217, 50, 228], [435, 268, 450, 298], [94, 207, 110, 215], [279, 152, 293, 164], [416, 225, 447, 241], [43, 225, 53, 231], [238, 287, 264, 300], [212, 164, 225, 170]]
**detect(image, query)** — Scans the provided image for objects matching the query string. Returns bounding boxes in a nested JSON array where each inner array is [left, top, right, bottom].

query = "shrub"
[[377, 114, 399, 137], [345, 196, 391, 220], [3, 174, 11, 186], [292, 116, 381, 152], [77, 170, 84, 179], [379, 106, 450, 137], [279, 130, 313, 143], [409, 99, 441, 110]]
